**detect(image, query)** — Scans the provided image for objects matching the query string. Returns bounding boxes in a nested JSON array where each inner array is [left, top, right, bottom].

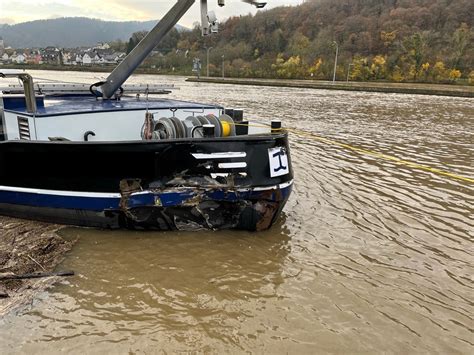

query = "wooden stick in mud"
[[0, 270, 74, 281]]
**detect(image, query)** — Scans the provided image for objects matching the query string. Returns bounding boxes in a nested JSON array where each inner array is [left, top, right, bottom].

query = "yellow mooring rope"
[[230, 122, 474, 184]]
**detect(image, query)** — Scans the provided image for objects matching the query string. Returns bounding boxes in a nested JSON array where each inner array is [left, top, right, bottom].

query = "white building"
[[1, 53, 9, 63], [82, 52, 101, 65], [82, 53, 91, 65], [95, 42, 111, 50], [10, 53, 26, 64], [75, 54, 83, 65], [103, 52, 126, 64]]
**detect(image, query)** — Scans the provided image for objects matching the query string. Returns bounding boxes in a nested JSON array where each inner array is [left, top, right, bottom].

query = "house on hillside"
[[103, 52, 126, 64], [94, 49, 108, 57], [0, 53, 10, 64], [82, 53, 92, 65], [41, 47, 61, 65], [26, 51, 43, 65], [95, 42, 111, 50], [71, 52, 83, 66], [0, 53, 11, 64], [61, 51, 73, 65], [82, 51, 101, 65], [10, 53, 26, 64]]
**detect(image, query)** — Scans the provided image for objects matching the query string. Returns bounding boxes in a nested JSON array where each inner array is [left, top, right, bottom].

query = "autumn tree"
[[402, 32, 428, 80], [127, 0, 472, 82], [451, 23, 471, 70]]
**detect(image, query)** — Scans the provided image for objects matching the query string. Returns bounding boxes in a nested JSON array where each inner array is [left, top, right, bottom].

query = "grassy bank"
[[187, 77, 474, 98]]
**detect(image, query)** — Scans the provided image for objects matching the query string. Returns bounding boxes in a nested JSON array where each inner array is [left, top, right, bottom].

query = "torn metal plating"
[[116, 168, 290, 231]]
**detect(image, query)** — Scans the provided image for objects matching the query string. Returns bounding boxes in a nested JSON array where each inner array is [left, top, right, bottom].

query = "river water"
[[1, 71, 473, 353]]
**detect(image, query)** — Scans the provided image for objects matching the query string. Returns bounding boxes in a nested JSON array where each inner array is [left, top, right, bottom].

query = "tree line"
[[124, 0, 474, 84]]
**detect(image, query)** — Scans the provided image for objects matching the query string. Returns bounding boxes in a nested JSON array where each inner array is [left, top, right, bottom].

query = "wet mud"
[[0, 217, 73, 316]]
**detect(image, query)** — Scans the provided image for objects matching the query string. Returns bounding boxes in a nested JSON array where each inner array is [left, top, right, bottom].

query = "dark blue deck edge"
[[2, 95, 223, 118]]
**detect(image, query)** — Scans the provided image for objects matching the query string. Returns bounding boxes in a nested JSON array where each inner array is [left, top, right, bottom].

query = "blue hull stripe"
[[0, 183, 293, 212], [0, 190, 119, 211]]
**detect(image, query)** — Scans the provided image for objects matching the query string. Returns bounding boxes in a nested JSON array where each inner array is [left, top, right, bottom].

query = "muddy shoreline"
[[0, 217, 74, 316]]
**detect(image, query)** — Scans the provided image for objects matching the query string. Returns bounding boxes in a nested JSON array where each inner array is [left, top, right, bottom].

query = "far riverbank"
[[0, 64, 162, 75], [187, 77, 474, 98], [1, 65, 473, 97]]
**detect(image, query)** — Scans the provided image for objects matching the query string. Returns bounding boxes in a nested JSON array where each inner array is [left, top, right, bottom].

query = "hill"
[[0, 17, 187, 48], [145, 0, 473, 83]]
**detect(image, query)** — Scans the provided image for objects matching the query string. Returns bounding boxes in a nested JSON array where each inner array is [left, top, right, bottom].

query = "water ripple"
[[0, 72, 472, 353]]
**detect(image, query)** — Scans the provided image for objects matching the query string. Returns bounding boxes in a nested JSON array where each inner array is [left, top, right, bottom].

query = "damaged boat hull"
[[0, 134, 293, 231], [0, 182, 292, 231]]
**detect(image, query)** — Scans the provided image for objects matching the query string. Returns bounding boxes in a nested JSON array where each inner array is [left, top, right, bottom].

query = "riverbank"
[[187, 77, 474, 98], [0, 64, 170, 75], [2, 65, 473, 98], [0, 217, 74, 316]]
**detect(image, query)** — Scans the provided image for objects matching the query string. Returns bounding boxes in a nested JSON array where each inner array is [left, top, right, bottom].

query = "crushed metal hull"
[[0, 134, 293, 231], [0, 184, 292, 231]]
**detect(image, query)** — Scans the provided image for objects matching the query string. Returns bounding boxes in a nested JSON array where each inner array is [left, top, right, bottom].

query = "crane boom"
[[97, 0, 267, 99]]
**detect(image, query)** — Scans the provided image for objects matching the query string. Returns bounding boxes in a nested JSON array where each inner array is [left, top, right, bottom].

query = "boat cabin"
[[0, 94, 224, 142], [0, 71, 271, 143]]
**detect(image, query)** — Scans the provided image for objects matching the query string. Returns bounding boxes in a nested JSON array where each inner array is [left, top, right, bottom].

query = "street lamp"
[[206, 46, 213, 77], [332, 41, 338, 84], [346, 63, 353, 82], [222, 54, 225, 78]]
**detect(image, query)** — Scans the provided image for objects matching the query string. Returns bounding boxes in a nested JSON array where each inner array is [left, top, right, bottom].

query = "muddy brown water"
[[0, 71, 473, 353]]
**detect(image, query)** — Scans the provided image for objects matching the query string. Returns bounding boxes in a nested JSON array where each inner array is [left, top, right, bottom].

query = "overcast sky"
[[0, 1, 303, 26]]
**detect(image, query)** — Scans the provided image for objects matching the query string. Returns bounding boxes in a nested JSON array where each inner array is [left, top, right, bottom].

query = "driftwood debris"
[[0, 283, 9, 298], [0, 270, 74, 281], [0, 217, 77, 316]]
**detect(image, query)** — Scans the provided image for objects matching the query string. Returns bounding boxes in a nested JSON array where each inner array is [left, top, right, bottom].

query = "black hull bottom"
[[0, 198, 289, 231]]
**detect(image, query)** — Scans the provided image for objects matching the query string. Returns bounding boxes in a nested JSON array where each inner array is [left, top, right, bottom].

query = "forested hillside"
[[142, 0, 473, 83]]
